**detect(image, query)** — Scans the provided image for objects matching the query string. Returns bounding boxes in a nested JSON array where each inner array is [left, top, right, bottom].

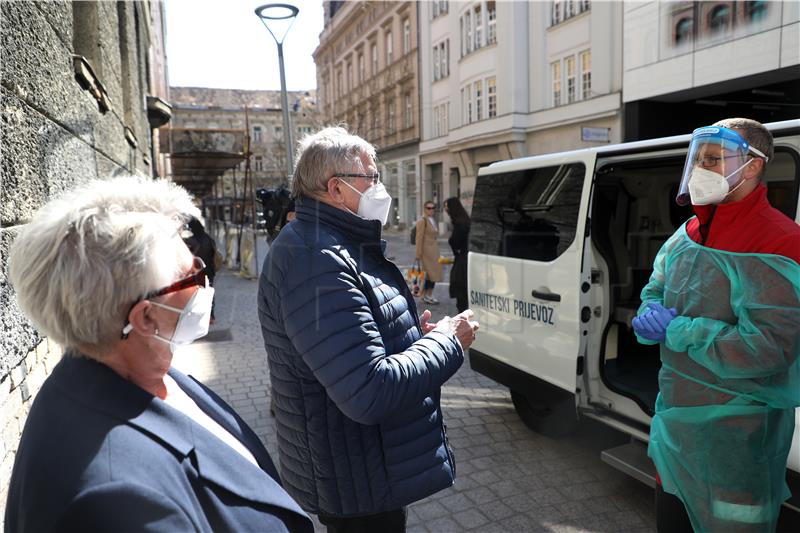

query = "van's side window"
[[471, 163, 585, 261]]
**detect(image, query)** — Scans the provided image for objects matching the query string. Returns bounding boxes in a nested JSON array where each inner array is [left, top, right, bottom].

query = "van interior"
[[591, 150, 799, 416]]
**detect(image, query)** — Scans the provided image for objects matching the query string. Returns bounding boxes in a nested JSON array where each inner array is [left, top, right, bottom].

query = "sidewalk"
[[173, 241, 657, 532]]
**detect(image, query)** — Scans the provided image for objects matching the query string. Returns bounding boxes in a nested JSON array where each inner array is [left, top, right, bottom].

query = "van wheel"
[[511, 389, 579, 438]]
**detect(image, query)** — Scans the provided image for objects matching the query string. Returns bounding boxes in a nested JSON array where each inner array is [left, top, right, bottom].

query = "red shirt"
[[686, 184, 800, 264]]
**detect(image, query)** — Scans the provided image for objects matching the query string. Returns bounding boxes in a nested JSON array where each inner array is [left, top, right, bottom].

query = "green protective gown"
[[637, 223, 800, 533]]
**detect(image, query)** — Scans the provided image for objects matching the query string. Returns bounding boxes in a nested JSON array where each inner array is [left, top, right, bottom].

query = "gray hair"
[[291, 126, 377, 199], [8, 176, 201, 353], [713, 117, 774, 168]]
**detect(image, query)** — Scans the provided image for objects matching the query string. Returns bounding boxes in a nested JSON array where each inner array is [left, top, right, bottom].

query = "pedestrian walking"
[[258, 126, 479, 532], [632, 118, 800, 532], [415, 201, 443, 304], [5, 176, 312, 533], [444, 197, 470, 313], [183, 215, 218, 323]]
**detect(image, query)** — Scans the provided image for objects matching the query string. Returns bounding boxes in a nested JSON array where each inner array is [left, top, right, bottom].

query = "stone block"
[[0, 384, 22, 433], [36, 1, 73, 48], [1, 86, 100, 225], [0, 2, 96, 145]]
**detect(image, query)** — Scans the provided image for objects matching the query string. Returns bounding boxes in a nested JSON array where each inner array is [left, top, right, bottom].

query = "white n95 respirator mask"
[[340, 180, 393, 225], [151, 286, 215, 353]]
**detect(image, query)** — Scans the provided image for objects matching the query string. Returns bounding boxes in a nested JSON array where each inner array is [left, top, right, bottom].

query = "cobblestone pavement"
[[172, 229, 657, 532]]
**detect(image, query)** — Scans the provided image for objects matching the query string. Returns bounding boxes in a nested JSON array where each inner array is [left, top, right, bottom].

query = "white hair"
[[8, 176, 201, 353], [291, 126, 378, 199]]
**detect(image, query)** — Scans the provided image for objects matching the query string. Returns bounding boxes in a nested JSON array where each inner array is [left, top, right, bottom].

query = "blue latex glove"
[[632, 303, 678, 342]]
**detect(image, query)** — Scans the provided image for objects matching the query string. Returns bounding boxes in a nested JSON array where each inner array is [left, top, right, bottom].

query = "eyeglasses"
[[332, 173, 381, 186], [145, 256, 208, 300], [425, 206, 435, 210], [121, 256, 207, 339], [696, 155, 744, 169]]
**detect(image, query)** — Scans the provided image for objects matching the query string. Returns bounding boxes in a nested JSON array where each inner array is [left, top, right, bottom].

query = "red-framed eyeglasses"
[[144, 256, 208, 299], [121, 256, 208, 339]]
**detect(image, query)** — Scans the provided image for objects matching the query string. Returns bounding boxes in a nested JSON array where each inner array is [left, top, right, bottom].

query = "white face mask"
[[688, 159, 754, 205], [340, 180, 392, 225], [151, 286, 215, 353]]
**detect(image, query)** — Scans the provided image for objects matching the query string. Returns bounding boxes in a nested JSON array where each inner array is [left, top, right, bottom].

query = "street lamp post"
[[255, 3, 299, 183]]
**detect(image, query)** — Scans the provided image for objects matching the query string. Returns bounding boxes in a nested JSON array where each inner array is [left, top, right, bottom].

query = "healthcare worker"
[[632, 118, 800, 532]]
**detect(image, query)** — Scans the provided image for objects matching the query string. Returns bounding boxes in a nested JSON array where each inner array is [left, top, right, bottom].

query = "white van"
[[467, 119, 800, 512]]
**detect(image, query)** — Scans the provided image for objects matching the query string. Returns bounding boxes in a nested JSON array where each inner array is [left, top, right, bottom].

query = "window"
[[465, 10, 472, 54], [709, 5, 731, 33], [745, 1, 768, 23], [253, 126, 262, 143], [385, 31, 393, 64], [386, 98, 395, 133], [580, 50, 591, 99], [442, 40, 449, 77], [346, 62, 353, 91], [358, 53, 365, 82], [297, 126, 313, 135], [463, 86, 473, 124], [551, 0, 589, 26], [551, 61, 561, 106], [432, 1, 439, 18], [474, 80, 483, 121], [433, 40, 449, 80], [440, 1, 449, 15], [337, 70, 343, 97], [487, 76, 496, 117], [404, 93, 413, 129], [487, 1, 497, 44], [371, 42, 379, 74], [403, 18, 411, 54], [675, 17, 693, 45], [274, 125, 282, 135], [433, 105, 440, 137], [469, 163, 586, 261], [255, 156, 263, 172], [565, 55, 576, 104], [474, 5, 482, 49]]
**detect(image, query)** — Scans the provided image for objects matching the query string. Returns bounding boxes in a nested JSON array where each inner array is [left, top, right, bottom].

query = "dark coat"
[[448, 222, 470, 307], [4, 355, 312, 533], [258, 198, 464, 516]]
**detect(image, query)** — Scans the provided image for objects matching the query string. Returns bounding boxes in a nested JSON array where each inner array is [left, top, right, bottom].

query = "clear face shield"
[[676, 126, 768, 206]]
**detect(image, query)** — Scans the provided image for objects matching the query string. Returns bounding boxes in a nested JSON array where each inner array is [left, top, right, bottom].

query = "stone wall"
[[0, 1, 166, 522]]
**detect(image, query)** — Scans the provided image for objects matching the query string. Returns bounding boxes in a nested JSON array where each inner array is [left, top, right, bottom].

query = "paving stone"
[[453, 508, 489, 530]]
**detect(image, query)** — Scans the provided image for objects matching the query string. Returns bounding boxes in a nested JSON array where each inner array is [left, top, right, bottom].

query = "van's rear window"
[[470, 163, 585, 261]]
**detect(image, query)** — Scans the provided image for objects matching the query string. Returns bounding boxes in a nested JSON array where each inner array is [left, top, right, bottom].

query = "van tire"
[[511, 388, 579, 438]]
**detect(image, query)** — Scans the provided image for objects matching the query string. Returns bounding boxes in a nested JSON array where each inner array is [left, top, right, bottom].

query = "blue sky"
[[165, 0, 324, 91]]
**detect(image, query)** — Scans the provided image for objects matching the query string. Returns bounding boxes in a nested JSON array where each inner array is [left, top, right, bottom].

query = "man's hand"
[[419, 309, 437, 334], [434, 309, 480, 350], [632, 303, 678, 342]]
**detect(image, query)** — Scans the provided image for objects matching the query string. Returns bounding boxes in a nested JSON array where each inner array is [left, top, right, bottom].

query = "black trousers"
[[656, 482, 694, 533], [318, 508, 406, 533]]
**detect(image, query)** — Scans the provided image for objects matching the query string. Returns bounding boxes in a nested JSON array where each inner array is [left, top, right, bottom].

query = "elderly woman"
[[5, 177, 312, 532]]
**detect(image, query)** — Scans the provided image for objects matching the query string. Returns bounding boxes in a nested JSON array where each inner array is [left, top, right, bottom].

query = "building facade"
[[623, 1, 799, 140], [315, 1, 421, 228], [0, 1, 171, 520], [168, 87, 321, 220], [419, 0, 623, 218]]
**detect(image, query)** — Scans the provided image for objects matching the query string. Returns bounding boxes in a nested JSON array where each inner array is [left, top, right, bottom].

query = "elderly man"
[[5, 177, 312, 532], [258, 127, 479, 532], [633, 118, 800, 532]]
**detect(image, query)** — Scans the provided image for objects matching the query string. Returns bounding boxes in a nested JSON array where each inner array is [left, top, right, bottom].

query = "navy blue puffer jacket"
[[258, 198, 464, 516]]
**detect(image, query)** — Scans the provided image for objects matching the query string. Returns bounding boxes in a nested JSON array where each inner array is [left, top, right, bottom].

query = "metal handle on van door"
[[531, 290, 561, 302]]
